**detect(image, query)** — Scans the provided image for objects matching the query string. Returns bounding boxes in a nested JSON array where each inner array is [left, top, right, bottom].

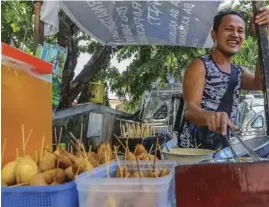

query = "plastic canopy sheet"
[[60, 1, 232, 48]]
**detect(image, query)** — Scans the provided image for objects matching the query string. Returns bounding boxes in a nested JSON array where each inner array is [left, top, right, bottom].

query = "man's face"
[[211, 14, 245, 56]]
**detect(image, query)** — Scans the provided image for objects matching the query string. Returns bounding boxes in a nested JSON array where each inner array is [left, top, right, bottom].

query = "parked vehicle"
[[139, 87, 267, 147], [139, 82, 183, 136], [230, 95, 267, 144]]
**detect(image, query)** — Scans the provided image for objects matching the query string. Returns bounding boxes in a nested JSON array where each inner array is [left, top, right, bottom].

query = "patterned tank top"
[[179, 54, 244, 148]]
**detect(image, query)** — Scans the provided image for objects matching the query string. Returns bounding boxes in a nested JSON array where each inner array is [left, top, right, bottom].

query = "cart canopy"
[[60, 0, 233, 48]]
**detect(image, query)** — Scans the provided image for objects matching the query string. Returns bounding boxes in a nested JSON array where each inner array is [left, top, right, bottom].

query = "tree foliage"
[[1, 0, 33, 51], [108, 46, 205, 106], [234, 37, 258, 72]]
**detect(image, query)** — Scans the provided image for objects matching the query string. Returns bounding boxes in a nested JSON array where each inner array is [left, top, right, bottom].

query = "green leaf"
[[11, 23, 21, 32]]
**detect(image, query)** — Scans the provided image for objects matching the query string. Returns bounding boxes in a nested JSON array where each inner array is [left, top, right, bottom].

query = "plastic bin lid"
[[59, 143, 66, 147]]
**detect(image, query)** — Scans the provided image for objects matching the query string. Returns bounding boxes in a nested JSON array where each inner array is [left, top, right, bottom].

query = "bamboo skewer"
[[133, 144, 139, 155], [157, 144, 166, 169], [71, 146, 73, 153], [54, 127, 58, 147], [59, 127, 63, 145], [123, 125, 126, 138], [40, 134, 45, 160], [136, 157, 141, 178], [69, 132, 88, 160], [88, 145, 92, 153], [69, 140, 80, 154], [114, 146, 122, 178], [114, 134, 126, 151], [54, 150, 62, 182], [9, 183, 28, 188], [148, 144, 154, 155], [105, 151, 110, 178], [141, 154, 149, 171], [120, 122, 158, 138], [81, 144, 88, 159], [69, 132, 80, 146], [120, 121, 123, 137], [80, 123, 83, 144], [196, 143, 202, 149], [25, 129, 33, 148], [152, 138, 159, 172]]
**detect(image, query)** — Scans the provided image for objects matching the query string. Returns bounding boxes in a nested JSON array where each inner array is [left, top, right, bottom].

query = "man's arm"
[[183, 59, 209, 126], [243, 7, 269, 91], [183, 59, 236, 135], [241, 60, 263, 91]]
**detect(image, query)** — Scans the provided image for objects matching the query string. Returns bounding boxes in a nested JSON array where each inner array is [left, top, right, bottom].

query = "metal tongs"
[[223, 135, 241, 162], [230, 128, 260, 162]]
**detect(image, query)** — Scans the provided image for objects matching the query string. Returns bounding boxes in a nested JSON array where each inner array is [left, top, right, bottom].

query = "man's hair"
[[213, 9, 245, 32]]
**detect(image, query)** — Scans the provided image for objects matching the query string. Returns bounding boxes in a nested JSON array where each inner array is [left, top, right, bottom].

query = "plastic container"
[[163, 148, 214, 165], [88, 82, 104, 104], [76, 160, 176, 207], [59, 143, 66, 150], [2, 43, 53, 166], [1, 181, 78, 207]]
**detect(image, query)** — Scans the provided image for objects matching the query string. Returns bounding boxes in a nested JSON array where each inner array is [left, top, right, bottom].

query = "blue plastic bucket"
[[2, 181, 78, 207]]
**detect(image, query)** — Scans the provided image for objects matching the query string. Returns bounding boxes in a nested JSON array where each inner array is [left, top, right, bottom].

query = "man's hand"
[[204, 112, 237, 136], [250, 7, 269, 36]]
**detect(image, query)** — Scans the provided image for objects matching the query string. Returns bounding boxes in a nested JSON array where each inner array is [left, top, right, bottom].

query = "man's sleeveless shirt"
[[179, 54, 244, 148]]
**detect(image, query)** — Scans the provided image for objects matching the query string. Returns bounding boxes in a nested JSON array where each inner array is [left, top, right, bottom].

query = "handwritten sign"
[[60, 1, 227, 48]]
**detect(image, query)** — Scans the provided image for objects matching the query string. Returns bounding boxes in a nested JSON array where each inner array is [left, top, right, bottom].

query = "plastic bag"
[[36, 43, 68, 113]]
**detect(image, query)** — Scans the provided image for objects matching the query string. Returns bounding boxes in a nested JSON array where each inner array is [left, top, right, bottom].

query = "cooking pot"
[[215, 135, 269, 159]]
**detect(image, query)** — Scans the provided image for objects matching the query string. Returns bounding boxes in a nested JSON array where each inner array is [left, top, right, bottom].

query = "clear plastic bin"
[[76, 160, 176, 207]]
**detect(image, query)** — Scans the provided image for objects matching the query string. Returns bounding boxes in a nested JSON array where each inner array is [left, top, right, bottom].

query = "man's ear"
[[211, 30, 216, 42]]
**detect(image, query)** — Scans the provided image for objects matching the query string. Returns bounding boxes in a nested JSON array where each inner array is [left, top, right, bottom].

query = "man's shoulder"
[[232, 63, 245, 72], [198, 53, 211, 62]]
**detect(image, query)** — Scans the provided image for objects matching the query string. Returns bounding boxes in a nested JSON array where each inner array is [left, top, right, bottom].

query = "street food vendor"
[[178, 7, 269, 150]]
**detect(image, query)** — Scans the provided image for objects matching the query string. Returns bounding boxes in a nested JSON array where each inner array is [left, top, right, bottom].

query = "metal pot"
[[215, 135, 269, 159]]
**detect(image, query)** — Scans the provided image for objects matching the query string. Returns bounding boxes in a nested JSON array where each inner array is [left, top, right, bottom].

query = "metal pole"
[[252, 1, 269, 136]]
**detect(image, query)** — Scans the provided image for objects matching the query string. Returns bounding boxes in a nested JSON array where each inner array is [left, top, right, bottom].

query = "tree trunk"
[[67, 46, 112, 105], [77, 82, 90, 103], [57, 14, 80, 109]]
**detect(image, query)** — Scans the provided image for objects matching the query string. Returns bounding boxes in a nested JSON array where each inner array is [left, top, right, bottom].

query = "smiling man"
[[179, 8, 269, 150]]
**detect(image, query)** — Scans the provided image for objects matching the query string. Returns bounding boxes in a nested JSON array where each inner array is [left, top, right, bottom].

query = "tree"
[[234, 37, 258, 72], [1, 1, 33, 51], [106, 45, 205, 111], [56, 12, 115, 108]]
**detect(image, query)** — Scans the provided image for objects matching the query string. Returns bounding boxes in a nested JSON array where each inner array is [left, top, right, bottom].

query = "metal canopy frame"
[[253, 1, 269, 136]]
